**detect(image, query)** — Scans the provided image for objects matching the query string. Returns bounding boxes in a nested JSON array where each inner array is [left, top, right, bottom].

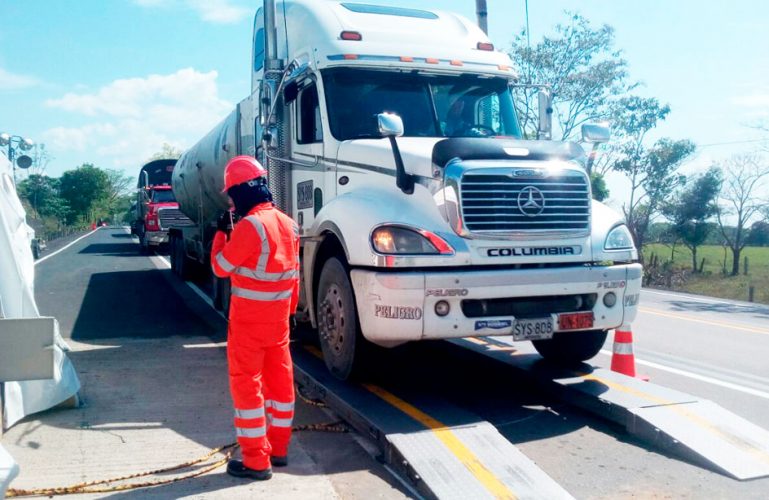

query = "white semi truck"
[[169, 0, 642, 379]]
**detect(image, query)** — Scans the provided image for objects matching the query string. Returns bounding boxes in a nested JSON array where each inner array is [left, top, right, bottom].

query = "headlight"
[[604, 225, 634, 250], [371, 226, 453, 255]]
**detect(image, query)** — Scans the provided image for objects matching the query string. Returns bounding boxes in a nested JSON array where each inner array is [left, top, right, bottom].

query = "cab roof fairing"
[[271, 0, 519, 79]]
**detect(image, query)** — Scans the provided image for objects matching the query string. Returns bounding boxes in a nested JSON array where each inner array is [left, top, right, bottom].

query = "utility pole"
[[475, 0, 488, 34]]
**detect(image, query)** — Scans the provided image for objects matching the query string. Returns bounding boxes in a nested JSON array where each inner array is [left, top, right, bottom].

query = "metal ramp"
[[292, 346, 574, 500], [453, 337, 769, 481]]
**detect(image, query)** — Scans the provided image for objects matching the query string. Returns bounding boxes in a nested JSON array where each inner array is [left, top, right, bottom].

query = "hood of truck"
[[335, 137, 443, 180], [330, 136, 625, 267]]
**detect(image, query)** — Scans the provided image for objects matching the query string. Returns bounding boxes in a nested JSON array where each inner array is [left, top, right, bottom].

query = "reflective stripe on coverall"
[[212, 202, 300, 470]]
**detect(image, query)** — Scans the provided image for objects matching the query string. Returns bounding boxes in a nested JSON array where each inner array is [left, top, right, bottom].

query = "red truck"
[[131, 159, 192, 253]]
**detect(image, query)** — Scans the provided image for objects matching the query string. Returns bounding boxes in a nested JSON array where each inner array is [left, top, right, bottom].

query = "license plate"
[[512, 317, 554, 341], [558, 312, 594, 331]]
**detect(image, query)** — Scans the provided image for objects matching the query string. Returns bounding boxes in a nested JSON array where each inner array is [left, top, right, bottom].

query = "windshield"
[[152, 189, 176, 203], [322, 69, 522, 141]]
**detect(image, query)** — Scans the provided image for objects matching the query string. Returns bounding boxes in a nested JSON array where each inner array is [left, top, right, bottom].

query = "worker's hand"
[[216, 211, 233, 233], [289, 314, 297, 334]]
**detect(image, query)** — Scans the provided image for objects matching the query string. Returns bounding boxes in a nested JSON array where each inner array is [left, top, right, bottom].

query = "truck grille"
[[460, 168, 591, 236], [158, 208, 194, 229]]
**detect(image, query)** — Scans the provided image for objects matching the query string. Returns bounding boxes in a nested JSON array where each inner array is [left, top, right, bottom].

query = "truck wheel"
[[316, 257, 365, 380], [212, 273, 223, 310], [532, 330, 608, 365], [212, 275, 231, 317], [169, 234, 179, 274], [138, 231, 149, 255], [174, 235, 192, 281], [220, 277, 231, 318]]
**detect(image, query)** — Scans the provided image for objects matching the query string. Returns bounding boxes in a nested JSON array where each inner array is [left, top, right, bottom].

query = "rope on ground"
[[5, 421, 347, 497], [293, 421, 348, 433], [5, 443, 237, 497], [296, 386, 327, 408]]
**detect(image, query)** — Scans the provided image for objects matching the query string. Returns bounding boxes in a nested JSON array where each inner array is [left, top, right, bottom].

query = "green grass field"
[[643, 244, 769, 304]]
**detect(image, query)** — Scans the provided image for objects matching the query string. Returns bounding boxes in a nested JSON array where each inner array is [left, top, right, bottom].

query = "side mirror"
[[377, 113, 404, 138], [581, 123, 611, 144], [537, 89, 553, 140]]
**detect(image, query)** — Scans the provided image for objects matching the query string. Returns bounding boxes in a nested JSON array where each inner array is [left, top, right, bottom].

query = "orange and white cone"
[[610, 324, 637, 377]]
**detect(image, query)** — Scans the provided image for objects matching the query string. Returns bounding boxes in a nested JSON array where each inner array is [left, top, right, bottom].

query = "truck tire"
[[316, 257, 365, 380], [532, 330, 608, 365], [169, 234, 179, 274], [212, 274, 231, 317], [212, 273, 223, 310], [138, 229, 149, 255], [172, 234, 192, 281]]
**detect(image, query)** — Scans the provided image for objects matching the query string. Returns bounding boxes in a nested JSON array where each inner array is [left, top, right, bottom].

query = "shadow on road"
[[70, 270, 213, 340], [78, 243, 142, 256]]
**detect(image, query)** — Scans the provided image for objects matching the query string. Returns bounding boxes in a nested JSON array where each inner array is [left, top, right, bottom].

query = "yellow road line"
[[362, 384, 516, 500], [301, 345, 515, 498], [639, 307, 769, 336]]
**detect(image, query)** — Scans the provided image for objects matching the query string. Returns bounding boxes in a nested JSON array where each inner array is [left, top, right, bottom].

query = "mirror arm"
[[585, 143, 598, 175], [388, 136, 414, 195]]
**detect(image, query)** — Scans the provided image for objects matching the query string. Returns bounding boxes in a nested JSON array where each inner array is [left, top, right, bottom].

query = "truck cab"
[[133, 159, 192, 253], [173, 1, 642, 380]]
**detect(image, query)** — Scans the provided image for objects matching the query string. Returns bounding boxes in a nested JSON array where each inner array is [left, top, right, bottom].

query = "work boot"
[[271, 455, 288, 467], [226, 459, 272, 480]]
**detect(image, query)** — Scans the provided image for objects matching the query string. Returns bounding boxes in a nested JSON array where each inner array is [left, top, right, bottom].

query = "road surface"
[[7, 226, 769, 498]]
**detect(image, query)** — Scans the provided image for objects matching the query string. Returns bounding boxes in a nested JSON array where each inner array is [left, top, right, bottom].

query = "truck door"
[[290, 79, 327, 234]]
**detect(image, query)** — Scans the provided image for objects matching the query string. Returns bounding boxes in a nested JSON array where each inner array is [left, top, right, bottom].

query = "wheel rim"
[[319, 284, 347, 357]]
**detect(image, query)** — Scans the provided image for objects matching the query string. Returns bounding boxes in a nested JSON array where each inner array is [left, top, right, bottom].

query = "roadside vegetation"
[[14, 144, 180, 243], [644, 243, 769, 305]]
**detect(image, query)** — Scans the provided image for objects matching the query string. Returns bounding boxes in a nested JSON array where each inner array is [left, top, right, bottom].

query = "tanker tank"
[[172, 109, 240, 227]]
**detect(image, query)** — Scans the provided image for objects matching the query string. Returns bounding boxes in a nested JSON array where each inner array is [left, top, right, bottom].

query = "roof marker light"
[[340, 31, 363, 41], [425, 58, 439, 64], [400, 56, 414, 62], [450, 60, 463, 66], [343, 54, 358, 60], [477, 42, 494, 51], [498, 65, 511, 71]]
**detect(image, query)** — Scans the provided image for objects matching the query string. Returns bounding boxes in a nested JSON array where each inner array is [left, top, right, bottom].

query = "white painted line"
[[642, 288, 762, 308], [155, 255, 227, 320], [599, 349, 769, 401], [35, 228, 100, 265], [183, 342, 227, 349]]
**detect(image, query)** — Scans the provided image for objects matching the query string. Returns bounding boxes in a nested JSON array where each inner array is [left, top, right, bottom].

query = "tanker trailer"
[[168, 100, 255, 312]]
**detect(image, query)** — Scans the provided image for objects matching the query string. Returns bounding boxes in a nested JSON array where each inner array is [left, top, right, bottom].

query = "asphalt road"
[[596, 288, 769, 431], [28, 227, 769, 499], [24, 227, 408, 499]]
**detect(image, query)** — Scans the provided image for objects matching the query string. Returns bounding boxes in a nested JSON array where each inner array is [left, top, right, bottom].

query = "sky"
[[2, 0, 769, 210]]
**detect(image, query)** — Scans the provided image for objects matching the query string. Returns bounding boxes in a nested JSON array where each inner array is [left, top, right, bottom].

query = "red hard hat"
[[222, 156, 267, 192]]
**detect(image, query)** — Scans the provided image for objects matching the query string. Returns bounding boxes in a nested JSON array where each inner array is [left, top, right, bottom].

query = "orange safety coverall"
[[211, 202, 300, 471]]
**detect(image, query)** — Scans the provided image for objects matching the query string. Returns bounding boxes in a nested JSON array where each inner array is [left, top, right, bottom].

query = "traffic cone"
[[610, 324, 637, 377]]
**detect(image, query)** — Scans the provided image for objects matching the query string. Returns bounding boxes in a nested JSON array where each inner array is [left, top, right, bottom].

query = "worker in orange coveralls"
[[211, 155, 300, 481]]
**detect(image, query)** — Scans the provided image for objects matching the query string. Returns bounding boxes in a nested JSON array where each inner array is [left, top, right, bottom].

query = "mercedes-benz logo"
[[517, 186, 545, 217]]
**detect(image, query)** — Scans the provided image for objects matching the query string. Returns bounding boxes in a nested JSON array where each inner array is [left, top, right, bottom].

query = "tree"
[[509, 13, 635, 140], [18, 174, 68, 221], [59, 164, 110, 225], [663, 167, 722, 272], [716, 154, 769, 275], [590, 172, 609, 201], [746, 220, 769, 247], [591, 96, 671, 177], [147, 143, 183, 161], [615, 138, 695, 262]]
